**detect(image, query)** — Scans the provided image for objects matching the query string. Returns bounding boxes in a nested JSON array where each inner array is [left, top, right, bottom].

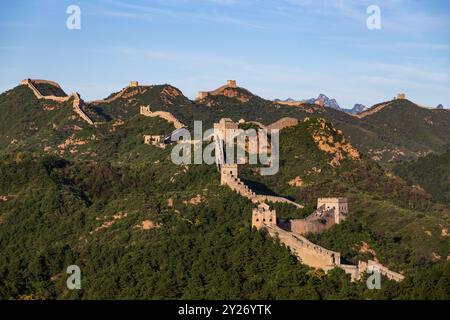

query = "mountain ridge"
[[2, 79, 450, 166]]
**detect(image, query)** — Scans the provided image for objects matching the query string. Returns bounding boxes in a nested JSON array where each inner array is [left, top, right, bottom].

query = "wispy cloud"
[[92, 0, 268, 29]]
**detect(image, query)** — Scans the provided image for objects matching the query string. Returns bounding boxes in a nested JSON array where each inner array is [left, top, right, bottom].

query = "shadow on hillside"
[[91, 107, 113, 121], [241, 178, 296, 201]]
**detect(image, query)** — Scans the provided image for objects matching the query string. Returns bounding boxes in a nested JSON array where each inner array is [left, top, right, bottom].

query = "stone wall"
[[214, 120, 404, 282], [290, 214, 335, 235], [219, 164, 304, 209], [196, 80, 237, 100], [222, 174, 257, 199], [241, 118, 298, 132], [21, 79, 94, 125], [266, 117, 299, 131], [72, 93, 95, 125], [21, 79, 71, 103], [251, 195, 304, 209], [359, 260, 405, 282], [265, 224, 340, 271], [140, 105, 185, 129]]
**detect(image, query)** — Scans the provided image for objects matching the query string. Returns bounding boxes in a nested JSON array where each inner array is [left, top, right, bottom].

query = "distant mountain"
[[307, 94, 342, 110], [274, 98, 297, 103], [275, 95, 367, 115], [437, 104, 444, 109], [344, 104, 368, 114]]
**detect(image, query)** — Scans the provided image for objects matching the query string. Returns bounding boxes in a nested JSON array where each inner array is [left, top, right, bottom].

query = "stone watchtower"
[[227, 80, 237, 88], [129, 81, 139, 87], [213, 118, 239, 144], [220, 163, 238, 185], [317, 198, 348, 224], [196, 91, 209, 100], [252, 203, 277, 230]]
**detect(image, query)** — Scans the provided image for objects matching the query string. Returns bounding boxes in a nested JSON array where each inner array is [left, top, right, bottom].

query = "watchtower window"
[[256, 218, 259, 222], [263, 219, 266, 222]]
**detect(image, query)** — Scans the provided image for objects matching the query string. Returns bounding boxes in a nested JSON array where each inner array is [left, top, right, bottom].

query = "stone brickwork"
[[252, 203, 276, 230], [265, 224, 341, 271]]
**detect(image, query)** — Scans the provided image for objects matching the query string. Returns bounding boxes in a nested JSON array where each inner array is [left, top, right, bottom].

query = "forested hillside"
[[0, 81, 449, 300], [394, 150, 450, 204]]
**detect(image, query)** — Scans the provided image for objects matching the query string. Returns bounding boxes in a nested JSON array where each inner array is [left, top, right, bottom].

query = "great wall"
[[89, 81, 141, 105], [20, 79, 95, 125], [140, 105, 185, 129], [196, 80, 238, 100], [20, 77, 406, 283], [210, 117, 405, 282]]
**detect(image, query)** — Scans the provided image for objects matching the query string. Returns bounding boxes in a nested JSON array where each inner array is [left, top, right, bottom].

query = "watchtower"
[[213, 118, 239, 144], [317, 198, 348, 224], [197, 91, 209, 100], [220, 163, 238, 185], [252, 203, 277, 230], [227, 80, 237, 88]]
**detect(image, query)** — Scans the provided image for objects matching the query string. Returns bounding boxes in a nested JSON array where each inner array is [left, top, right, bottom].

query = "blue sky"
[[0, 0, 449, 108]]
